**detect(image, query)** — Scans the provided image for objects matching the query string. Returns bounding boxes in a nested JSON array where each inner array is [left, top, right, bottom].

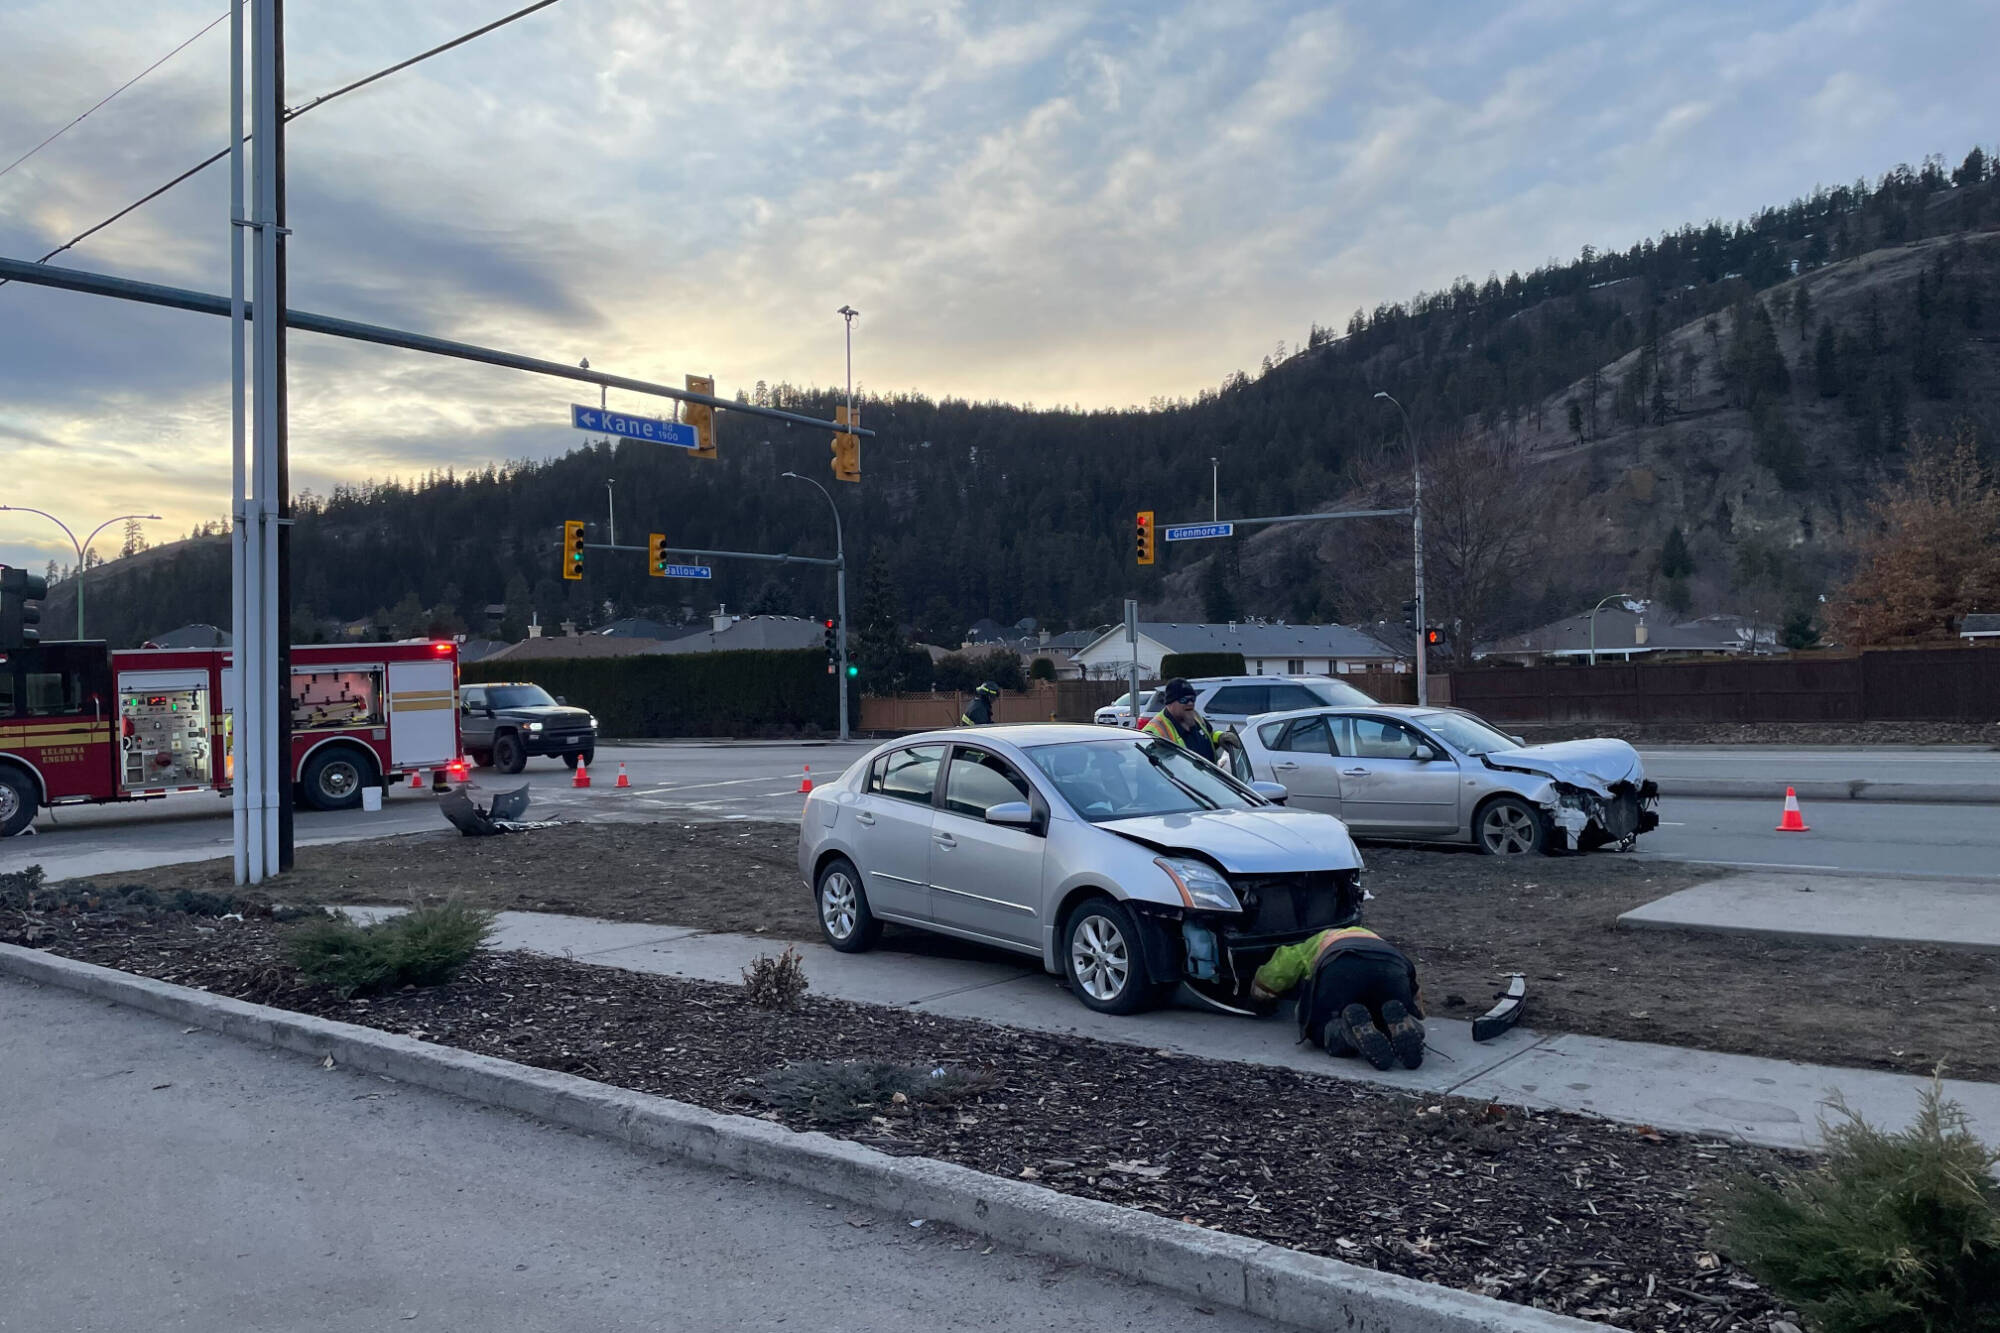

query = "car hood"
[[1099, 807, 1361, 873], [1481, 738, 1642, 793], [503, 704, 592, 723]]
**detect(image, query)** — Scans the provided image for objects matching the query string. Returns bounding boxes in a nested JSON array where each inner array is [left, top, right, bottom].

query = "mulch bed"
[[71, 823, 2000, 1081], [21, 911, 1802, 1333]]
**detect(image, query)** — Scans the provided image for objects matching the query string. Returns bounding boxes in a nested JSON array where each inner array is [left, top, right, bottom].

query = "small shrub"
[[740, 945, 810, 1009], [1713, 1080, 2000, 1333], [288, 904, 495, 997], [747, 1060, 992, 1127]]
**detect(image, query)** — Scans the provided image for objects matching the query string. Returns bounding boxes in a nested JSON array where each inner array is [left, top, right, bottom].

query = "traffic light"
[[647, 532, 667, 577], [1135, 510, 1155, 565], [562, 520, 586, 580], [830, 405, 860, 483], [822, 618, 838, 663], [1401, 599, 1419, 633], [0, 565, 48, 646], [685, 375, 716, 461], [1425, 627, 1443, 647]]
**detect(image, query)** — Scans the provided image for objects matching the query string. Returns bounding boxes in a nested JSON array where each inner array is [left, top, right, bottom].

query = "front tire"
[[1475, 795, 1549, 856], [815, 857, 882, 952], [1063, 897, 1170, 1015], [562, 748, 597, 770], [0, 766, 38, 837], [492, 732, 526, 774], [299, 747, 374, 812]]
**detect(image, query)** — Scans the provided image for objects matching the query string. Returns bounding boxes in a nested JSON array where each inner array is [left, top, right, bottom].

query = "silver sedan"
[[798, 724, 1366, 1014], [1235, 705, 1660, 855]]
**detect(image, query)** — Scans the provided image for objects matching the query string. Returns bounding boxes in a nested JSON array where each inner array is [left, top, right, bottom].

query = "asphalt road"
[[1638, 745, 2000, 793], [1638, 793, 2000, 881], [0, 974, 1283, 1333]]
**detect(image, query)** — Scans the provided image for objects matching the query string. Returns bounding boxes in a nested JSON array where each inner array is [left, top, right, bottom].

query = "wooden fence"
[[859, 680, 1130, 732], [1447, 647, 1999, 724]]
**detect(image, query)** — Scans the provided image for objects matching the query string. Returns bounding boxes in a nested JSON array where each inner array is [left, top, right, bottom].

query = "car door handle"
[[1341, 767, 1367, 777], [933, 832, 956, 849], [854, 812, 874, 826], [1273, 762, 1299, 771]]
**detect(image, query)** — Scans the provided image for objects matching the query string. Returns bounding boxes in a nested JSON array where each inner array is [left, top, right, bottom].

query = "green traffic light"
[[846, 665, 859, 677]]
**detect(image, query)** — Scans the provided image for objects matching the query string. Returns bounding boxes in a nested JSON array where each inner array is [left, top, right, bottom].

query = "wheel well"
[[812, 847, 855, 885], [0, 757, 44, 805], [299, 739, 379, 786]]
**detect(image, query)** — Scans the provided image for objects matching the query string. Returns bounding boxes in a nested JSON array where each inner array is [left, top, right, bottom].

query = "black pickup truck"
[[459, 682, 598, 774]]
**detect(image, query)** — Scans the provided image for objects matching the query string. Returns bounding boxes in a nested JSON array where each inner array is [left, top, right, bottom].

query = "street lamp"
[[1587, 592, 1634, 666], [780, 470, 849, 741], [1210, 456, 1219, 521], [1371, 392, 1427, 705], [0, 506, 161, 639]]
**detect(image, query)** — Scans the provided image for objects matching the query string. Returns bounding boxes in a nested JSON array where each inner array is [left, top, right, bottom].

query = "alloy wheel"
[[1070, 913, 1130, 1001], [1481, 802, 1538, 855], [820, 871, 858, 940]]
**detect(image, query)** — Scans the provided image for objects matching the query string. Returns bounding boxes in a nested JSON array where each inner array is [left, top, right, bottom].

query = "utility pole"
[[604, 477, 616, 548], [1373, 392, 1427, 705], [782, 471, 848, 741], [1211, 457, 1219, 521], [271, 0, 294, 871], [1124, 599, 1141, 730]]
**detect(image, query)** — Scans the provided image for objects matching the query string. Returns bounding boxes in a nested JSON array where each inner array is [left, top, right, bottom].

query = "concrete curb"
[[1658, 779, 2000, 804], [0, 942, 1608, 1333]]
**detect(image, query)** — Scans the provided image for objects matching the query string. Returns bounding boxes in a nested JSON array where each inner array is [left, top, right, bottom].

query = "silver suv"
[[1097, 675, 1377, 730]]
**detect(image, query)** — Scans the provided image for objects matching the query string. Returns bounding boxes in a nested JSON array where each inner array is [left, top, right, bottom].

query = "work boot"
[[1338, 1003, 1394, 1070], [1382, 1000, 1425, 1070]]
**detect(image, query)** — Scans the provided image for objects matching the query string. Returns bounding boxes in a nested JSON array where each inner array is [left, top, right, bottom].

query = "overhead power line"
[[0, 0, 564, 287], [0, 8, 232, 183]]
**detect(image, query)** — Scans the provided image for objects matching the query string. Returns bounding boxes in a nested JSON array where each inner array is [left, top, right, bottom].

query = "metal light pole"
[[837, 304, 858, 438], [1587, 592, 1633, 666], [781, 470, 848, 741], [1372, 392, 1426, 705], [1211, 456, 1219, 521], [0, 506, 160, 638], [604, 477, 616, 548]]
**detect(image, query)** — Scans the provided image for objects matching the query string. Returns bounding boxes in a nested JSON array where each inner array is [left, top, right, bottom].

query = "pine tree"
[[1660, 526, 1695, 579], [1814, 319, 1841, 398], [852, 546, 909, 686]]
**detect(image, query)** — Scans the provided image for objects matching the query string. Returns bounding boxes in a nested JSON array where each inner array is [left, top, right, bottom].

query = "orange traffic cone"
[[615, 763, 630, 788], [573, 759, 591, 789], [408, 769, 424, 789], [798, 765, 813, 794], [1775, 786, 1809, 832]]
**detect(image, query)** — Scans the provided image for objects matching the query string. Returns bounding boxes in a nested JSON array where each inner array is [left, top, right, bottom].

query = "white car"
[[1235, 704, 1659, 855], [797, 724, 1366, 1014], [1092, 689, 1157, 726]]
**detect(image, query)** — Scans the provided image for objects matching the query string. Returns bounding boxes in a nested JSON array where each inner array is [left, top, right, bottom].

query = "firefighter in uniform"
[[959, 681, 1000, 727], [1139, 678, 1226, 762], [1250, 926, 1426, 1070]]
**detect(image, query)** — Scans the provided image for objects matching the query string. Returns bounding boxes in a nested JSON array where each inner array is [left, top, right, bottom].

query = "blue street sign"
[[572, 404, 698, 449], [1162, 522, 1235, 542], [660, 563, 712, 579]]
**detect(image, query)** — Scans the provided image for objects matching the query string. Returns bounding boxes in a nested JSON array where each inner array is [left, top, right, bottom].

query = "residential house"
[[1961, 613, 2000, 643], [1479, 602, 1778, 663], [1067, 621, 1409, 679], [647, 612, 826, 655]]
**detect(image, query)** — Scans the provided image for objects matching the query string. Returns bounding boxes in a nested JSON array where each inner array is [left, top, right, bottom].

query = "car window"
[[870, 744, 945, 805], [1351, 717, 1427, 760], [1265, 683, 1326, 712], [943, 748, 1032, 819], [1269, 715, 1333, 754], [461, 688, 485, 710], [486, 685, 557, 709], [24, 668, 84, 716], [1323, 715, 1356, 756], [1204, 685, 1268, 716], [1416, 710, 1519, 756], [1026, 738, 1261, 823], [1306, 679, 1376, 706]]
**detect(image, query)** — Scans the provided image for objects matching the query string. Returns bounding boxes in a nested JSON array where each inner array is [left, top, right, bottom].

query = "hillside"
[[53, 149, 2000, 653]]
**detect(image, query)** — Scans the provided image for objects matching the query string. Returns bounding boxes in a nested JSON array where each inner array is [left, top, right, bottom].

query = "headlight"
[[1155, 857, 1241, 912], [585, 715, 597, 729], [526, 722, 543, 732]]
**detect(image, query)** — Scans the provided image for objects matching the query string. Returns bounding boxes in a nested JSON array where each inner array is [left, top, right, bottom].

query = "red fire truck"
[[0, 639, 463, 837]]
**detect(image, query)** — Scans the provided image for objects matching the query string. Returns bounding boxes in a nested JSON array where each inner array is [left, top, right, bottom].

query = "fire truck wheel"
[[492, 733, 527, 774], [300, 746, 375, 812], [0, 766, 36, 837]]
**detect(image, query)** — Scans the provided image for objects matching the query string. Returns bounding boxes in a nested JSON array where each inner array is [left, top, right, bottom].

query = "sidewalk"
[[349, 907, 2000, 1151], [1620, 871, 2000, 953]]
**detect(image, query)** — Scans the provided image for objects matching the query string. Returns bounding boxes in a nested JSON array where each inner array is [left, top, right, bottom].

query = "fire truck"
[[0, 638, 463, 837]]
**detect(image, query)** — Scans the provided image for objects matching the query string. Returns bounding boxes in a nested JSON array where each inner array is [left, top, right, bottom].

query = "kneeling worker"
[[1251, 926, 1425, 1070]]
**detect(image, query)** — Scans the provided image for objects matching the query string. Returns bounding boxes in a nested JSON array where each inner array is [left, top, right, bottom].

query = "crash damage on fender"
[[1481, 739, 1660, 851]]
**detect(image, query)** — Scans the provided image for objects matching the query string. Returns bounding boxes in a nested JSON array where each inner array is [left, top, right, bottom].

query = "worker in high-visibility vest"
[[1251, 925, 1425, 1070], [1138, 678, 1226, 762]]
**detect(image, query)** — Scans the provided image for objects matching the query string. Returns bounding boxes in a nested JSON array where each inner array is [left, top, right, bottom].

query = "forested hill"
[[53, 148, 2000, 651]]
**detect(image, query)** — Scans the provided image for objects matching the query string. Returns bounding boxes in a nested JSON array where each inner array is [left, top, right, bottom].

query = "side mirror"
[[484, 706, 496, 718], [1250, 781, 1289, 805], [1413, 745, 1441, 763], [1510, 735, 1526, 747], [985, 801, 1035, 826], [555, 695, 567, 706]]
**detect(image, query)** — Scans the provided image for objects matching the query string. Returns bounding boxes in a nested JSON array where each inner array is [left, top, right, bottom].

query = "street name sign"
[[572, 404, 698, 449], [1162, 522, 1235, 542], [660, 563, 712, 579]]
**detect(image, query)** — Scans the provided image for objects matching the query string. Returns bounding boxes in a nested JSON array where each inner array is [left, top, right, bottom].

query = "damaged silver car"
[[797, 725, 1366, 1015], [1236, 705, 1659, 855]]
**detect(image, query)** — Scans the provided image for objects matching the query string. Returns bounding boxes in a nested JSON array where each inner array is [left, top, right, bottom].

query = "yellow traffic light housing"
[[562, 519, 586, 580], [685, 374, 716, 460], [830, 404, 860, 483], [647, 532, 667, 577], [1135, 510, 1155, 565]]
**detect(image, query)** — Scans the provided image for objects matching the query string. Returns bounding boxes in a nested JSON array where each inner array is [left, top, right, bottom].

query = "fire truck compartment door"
[[386, 661, 457, 766]]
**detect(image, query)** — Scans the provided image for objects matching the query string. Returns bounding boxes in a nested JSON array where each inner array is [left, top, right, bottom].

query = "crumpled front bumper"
[[1547, 778, 1660, 848]]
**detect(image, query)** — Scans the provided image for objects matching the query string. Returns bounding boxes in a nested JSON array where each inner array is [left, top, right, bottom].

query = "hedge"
[[464, 649, 844, 738], [1159, 652, 1246, 680]]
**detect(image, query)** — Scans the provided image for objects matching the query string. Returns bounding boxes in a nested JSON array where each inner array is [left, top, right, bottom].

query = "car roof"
[[891, 723, 1144, 748], [1247, 703, 1443, 725]]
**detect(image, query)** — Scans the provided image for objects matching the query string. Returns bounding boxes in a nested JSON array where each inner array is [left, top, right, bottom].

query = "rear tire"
[[0, 766, 38, 837], [1475, 795, 1549, 856], [1063, 897, 1170, 1015], [815, 857, 881, 952], [299, 747, 374, 812], [469, 749, 494, 769], [493, 733, 526, 774]]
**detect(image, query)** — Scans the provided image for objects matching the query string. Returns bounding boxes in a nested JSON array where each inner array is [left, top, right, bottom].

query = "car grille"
[[1229, 870, 1362, 938]]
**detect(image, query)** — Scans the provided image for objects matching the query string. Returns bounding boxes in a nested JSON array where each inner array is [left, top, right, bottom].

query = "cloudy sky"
[[0, 0, 1992, 573]]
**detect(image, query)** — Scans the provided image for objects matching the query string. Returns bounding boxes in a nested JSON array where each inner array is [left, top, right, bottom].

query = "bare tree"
[[1418, 432, 1555, 666]]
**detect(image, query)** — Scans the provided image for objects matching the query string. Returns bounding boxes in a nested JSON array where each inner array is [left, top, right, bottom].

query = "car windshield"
[[1416, 710, 1519, 756], [1026, 739, 1261, 823], [1306, 679, 1375, 706], [486, 685, 558, 709]]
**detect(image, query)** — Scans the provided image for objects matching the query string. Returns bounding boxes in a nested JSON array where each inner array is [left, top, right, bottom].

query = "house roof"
[[456, 637, 513, 664], [1078, 621, 1407, 661], [1962, 613, 2000, 635], [595, 616, 679, 640], [1483, 604, 1775, 656], [646, 615, 825, 655], [487, 635, 667, 661], [143, 623, 231, 649]]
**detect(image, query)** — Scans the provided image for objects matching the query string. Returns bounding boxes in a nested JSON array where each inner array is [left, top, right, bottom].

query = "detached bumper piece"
[[440, 783, 562, 836], [1471, 974, 1528, 1042]]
